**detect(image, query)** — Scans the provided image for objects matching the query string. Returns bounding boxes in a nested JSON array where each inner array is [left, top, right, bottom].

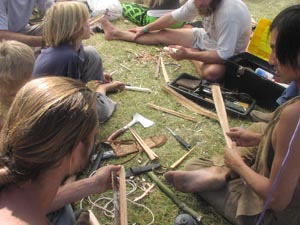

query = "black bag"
[[224, 52, 285, 110]]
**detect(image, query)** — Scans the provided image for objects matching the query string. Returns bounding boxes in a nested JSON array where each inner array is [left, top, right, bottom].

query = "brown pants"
[[184, 123, 267, 225]]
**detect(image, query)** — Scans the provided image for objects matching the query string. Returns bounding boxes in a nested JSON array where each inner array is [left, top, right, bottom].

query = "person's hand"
[[95, 81, 125, 94], [128, 27, 145, 40], [226, 127, 262, 147], [107, 81, 125, 93], [224, 142, 244, 172], [104, 73, 113, 83], [168, 45, 188, 61], [91, 164, 121, 194]]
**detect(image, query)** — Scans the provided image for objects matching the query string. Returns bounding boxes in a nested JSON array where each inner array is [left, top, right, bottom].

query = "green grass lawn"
[[82, 1, 298, 224]]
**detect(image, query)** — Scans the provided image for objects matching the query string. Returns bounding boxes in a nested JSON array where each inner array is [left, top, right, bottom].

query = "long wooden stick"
[[170, 146, 197, 169], [155, 54, 161, 79], [147, 103, 199, 123], [191, 60, 203, 76], [211, 84, 232, 148], [125, 86, 152, 93], [119, 166, 128, 225], [162, 85, 218, 120], [160, 56, 170, 84], [89, 14, 105, 26], [129, 128, 159, 160]]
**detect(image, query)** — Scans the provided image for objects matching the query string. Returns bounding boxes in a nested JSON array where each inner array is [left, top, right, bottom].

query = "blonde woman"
[[0, 77, 121, 225], [33, 1, 124, 123], [0, 40, 35, 130]]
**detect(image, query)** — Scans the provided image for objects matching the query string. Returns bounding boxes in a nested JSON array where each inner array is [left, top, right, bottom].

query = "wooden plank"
[[160, 56, 170, 84], [129, 128, 159, 160], [155, 54, 161, 79], [161, 85, 218, 120], [112, 172, 120, 225], [119, 166, 128, 225], [147, 103, 199, 123], [211, 84, 232, 147]]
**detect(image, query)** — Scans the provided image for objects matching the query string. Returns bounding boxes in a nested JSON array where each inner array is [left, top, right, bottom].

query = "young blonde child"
[[33, 1, 124, 123], [0, 40, 35, 130]]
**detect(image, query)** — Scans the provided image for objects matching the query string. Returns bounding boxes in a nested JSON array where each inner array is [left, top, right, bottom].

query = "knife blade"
[[166, 126, 191, 150]]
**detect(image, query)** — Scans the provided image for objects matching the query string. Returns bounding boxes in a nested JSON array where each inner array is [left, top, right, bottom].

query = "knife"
[[125, 163, 161, 178], [166, 126, 191, 150]]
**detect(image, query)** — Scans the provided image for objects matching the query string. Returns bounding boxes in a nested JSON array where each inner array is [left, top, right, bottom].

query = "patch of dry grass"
[[81, 1, 298, 224]]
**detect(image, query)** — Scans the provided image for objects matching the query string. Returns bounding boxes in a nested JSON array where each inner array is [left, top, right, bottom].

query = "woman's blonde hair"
[[0, 77, 97, 187], [0, 40, 34, 108], [44, 1, 90, 47]]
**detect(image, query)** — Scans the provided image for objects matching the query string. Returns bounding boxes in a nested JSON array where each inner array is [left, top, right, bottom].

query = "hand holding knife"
[[166, 126, 191, 150]]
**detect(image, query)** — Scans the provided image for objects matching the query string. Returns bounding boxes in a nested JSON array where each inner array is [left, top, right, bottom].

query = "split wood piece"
[[161, 85, 218, 120], [112, 172, 120, 225], [119, 166, 128, 225], [88, 210, 101, 225], [125, 86, 152, 93], [170, 146, 197, 169], [89, 14, 105, 26], [148, 171, 203, 223], [147, 103, 199, 123], [155, 54, 161, 79], [211, 84, 233, 148], [129, 128, 159, 161], [160, 56, 170, 84], [191, 60, 203, 76]]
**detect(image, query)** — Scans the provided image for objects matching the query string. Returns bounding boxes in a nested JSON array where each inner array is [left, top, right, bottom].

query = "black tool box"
[[168, 73, 256, 118], [224, 52, 286, 110]]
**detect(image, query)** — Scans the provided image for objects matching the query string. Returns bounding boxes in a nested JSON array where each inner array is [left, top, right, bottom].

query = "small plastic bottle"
[[255, 68, 274, 80]]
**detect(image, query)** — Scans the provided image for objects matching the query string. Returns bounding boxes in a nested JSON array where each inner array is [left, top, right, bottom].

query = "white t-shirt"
[[172, 0, 251, 59]]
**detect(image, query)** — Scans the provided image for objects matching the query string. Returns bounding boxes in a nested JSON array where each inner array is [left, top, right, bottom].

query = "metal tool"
[[107, 113, 154, 141], [166, 127, 191, 150]]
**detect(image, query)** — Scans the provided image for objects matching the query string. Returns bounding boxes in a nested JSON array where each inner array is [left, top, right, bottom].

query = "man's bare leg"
[[164, 166, 229, 193], [200, 63, 226, 82], [100, 18, 194, 47]]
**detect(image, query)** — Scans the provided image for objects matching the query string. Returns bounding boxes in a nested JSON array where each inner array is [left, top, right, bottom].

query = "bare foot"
[[100, 18, 119, 40], [164, 167, 227, 193]]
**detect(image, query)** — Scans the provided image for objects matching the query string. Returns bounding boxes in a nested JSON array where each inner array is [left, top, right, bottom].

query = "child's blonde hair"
[[0, 40, 34, 108], [44, 1, 90, 48]]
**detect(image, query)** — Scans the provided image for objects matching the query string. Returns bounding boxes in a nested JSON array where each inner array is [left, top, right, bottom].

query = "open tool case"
[[224, 52, 285, 110], [168, 73, 256, 118]]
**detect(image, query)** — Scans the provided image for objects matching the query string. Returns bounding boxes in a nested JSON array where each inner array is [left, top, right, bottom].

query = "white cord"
[[80, 178, 155, 225]]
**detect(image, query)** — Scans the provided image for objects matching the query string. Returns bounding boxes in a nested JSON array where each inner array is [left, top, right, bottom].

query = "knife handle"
[[174, 134, 191, 150], [107, 127, 126, 141]]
